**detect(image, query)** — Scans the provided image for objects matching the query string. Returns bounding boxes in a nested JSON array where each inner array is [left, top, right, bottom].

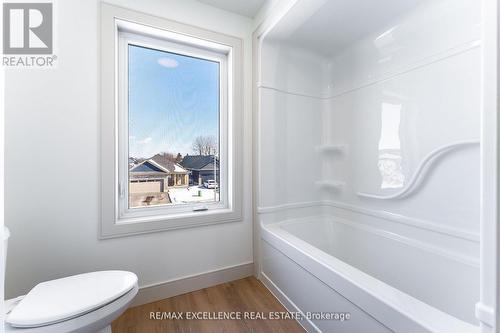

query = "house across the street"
[[129, 153, 189, 194], [180, 155, 219, 185]]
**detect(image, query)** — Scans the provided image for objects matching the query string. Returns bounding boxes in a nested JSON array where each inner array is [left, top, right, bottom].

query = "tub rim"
[[260, 217, 479, 333]]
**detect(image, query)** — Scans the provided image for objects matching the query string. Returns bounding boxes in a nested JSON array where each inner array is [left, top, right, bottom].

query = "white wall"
[[259, 42, 325, 208], [4, 0, 253, 298], [253, 0, 281, 29], [0, 61, 5, 322], [253, 0, 295, 30]]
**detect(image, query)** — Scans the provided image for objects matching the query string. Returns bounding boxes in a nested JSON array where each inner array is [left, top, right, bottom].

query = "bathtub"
[[260, 217, 479, 333]]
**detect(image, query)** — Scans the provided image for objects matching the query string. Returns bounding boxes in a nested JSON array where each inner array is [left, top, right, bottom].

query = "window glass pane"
[[127, 44, 220, 208]]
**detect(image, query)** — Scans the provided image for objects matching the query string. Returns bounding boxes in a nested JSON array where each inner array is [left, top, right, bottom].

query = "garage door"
[[130, 180, 162, 193]]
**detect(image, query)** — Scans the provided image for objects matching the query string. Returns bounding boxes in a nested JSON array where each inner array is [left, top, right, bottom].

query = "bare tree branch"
[[192, 135, 218, 156]]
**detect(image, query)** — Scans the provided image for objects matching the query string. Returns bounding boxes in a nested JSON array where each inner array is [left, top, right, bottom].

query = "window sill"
[[100, 207, 242, 239]]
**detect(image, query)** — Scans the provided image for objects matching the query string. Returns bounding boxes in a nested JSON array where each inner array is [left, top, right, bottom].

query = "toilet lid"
[[6, 271, 138, 328]]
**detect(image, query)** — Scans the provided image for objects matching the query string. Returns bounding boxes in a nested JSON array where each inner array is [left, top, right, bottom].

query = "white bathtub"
[[260, 217, 479, 333]]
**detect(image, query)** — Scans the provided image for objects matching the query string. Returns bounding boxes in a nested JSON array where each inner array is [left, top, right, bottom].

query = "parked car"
[[203, 180, 218, 189]]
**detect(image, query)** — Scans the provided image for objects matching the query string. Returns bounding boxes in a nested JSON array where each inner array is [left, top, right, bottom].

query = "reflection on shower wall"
[[326, 28, 481, 233], [378, 102, 404, 189]]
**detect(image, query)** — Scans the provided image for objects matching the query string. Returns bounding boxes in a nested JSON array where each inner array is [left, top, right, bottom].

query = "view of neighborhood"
[[127, 44, 221, 209], [128, 136, 220, 208]]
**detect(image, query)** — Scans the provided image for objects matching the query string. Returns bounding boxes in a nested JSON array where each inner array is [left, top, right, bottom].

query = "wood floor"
[[112, 277, 305, 333]]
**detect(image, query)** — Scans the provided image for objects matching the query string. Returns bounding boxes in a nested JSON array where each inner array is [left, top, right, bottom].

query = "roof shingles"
[[180, 155, 219, 170], [130, 154, 188, 176]]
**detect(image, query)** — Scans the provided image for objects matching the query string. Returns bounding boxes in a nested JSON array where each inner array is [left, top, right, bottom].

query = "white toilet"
[[4, 228, 138, 333]]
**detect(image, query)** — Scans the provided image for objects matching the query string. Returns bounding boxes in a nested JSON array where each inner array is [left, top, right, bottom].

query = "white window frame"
[[100, 4, 243, 238]]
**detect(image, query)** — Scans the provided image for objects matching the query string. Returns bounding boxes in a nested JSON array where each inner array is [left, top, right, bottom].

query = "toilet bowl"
[[4, 229, 138, 333]]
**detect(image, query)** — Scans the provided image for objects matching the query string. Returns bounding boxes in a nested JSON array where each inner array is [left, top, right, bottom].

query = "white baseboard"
[[259, 272, 320, 333], [131, 262, 254, 307]]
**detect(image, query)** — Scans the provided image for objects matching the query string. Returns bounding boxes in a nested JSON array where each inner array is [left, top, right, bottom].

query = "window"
[[100, 4, 243, 238], [120, 33, 225, 212]]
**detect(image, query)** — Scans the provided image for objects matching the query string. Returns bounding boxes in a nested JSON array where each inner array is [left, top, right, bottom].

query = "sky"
[[128, 44, 220, 158]]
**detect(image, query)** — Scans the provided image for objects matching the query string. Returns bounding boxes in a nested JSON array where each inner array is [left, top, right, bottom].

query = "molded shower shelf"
[[315, 144, 347, 154], [315, 180, 345, 190]]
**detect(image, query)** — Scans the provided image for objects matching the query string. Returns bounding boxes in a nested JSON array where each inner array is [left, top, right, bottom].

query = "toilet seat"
[[5, 284, 138, 333], [6, 271, 137, 328]]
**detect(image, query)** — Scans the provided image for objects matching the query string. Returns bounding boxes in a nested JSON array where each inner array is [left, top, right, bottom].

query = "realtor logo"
[[2, 2, 56, 67], [3, 3, 53, 54]]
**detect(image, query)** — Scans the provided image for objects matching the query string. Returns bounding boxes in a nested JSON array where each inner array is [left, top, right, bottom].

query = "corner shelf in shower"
[[356, 140, 479, 200], [315, 144, 347, 154], [315, 180, 345, 190]]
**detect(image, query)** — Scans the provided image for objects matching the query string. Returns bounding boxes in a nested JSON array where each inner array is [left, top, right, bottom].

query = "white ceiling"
[[197, 0, 267, 18]]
